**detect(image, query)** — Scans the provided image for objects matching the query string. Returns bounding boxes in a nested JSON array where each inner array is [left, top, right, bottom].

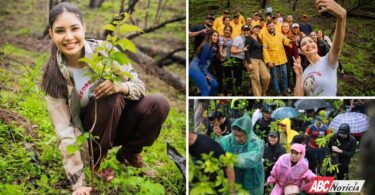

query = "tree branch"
[[119, 47, 185, 93], [103, 0, 139, 38], [127, 16, 185, 39], [136, 45, 185, 66], [156, 47, 185, 67]]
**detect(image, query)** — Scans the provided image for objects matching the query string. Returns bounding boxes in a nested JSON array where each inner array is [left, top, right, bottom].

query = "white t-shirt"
[[302, 54, 338, 96], [252, 109, 263, 126], [231, 35, 246, 59], [68, 66, 95, 107]]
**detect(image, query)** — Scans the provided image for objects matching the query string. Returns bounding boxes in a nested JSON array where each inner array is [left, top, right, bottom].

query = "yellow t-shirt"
[[230, 21, 242, 39], [239, 15, 245, 26], [213, 16, 225, 35], [251, 20, 260, 27]]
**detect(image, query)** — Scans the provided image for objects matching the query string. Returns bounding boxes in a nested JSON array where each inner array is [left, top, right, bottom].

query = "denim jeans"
[[189, 58, 218, 96], [271, 64, 288, 95]]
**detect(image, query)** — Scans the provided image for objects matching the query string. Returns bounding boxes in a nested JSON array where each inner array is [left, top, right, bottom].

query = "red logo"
[[307, 176, 335, 193]]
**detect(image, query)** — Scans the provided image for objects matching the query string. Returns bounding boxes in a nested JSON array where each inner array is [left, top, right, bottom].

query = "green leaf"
[[119, 24, 143, 34], [76, 133, 89, 146], [116, 39, 137, 53], [113, 52, 129, 65], [67, 145, 79, 155], [40, 174, 48, 184], [79, 57, 92, 64], [118, 70, 134, 80], [103, 24, 117, 32]]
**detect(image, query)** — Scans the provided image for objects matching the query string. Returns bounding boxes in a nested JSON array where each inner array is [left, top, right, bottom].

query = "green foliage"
[[190, 152, 249, 195], [79, 12, 141, 85]]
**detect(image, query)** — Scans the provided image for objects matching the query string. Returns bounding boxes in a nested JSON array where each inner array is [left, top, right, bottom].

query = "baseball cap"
[[206, 15, 215, 20], [241, 25, 251, 30], [252, 24, 260, 29], [292, 23, 299, 28], [268, 131, 279, 138]]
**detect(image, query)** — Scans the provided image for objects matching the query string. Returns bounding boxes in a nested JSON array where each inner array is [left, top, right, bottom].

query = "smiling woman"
[[293, 0, 347, 96], [41, 2, 170, 195]]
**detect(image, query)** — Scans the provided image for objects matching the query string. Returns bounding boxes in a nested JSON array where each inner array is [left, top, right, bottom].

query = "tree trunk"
[[144, 0, 151, 28], [261, 0, 267, 8], [89, 0, 105, 8], [154, 0, 163, 25], [293, 0, 298, 11], [136, 45, 185, 66]]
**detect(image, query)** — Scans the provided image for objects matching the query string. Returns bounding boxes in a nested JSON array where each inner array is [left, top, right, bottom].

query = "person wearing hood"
[[263, 131, 286, 182], [265, 143, 317, 195], [327, 123, 357, 180], [217, 113, 265, 195], [278, 118, 299, 150]]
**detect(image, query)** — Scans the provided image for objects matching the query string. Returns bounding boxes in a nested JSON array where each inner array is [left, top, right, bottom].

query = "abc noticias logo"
[[308, 176, 365, 193]]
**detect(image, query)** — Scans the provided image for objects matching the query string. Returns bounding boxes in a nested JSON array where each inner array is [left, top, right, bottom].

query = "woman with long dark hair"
[[42, 3, 170, 194], [215, 25, 233, 95], [281, 22, 299, 94], [189, 30, 219, 96], [293, 0, 346, 96]]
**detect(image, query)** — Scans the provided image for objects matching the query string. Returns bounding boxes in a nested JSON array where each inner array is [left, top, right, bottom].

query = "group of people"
[[189, 0, 346, 96], [190, 104, 359, 194]]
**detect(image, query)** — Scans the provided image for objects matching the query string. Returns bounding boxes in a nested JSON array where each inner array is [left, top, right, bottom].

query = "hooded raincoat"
[[278, 118, 299, 150], [267, 144, 316, 195], [218, 113, 264, 195]]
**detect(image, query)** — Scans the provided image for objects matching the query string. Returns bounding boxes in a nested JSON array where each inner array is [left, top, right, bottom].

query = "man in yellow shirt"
[[258, 18, 267, 40], [213, 10, 229, 34], [262, 21, 291, 96], [235, 10, 245, 25], [251, 13, 260, 27], [230, 15, 242, 39]]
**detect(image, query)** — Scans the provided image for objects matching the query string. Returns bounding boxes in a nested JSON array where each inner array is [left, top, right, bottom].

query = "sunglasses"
[[278, 124, 287, 127]]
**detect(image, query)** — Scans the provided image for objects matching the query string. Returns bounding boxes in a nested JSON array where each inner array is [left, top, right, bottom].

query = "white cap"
[[292, 23, 299, 28]]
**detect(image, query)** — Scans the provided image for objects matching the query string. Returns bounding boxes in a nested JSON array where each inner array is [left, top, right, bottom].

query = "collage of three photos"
[[0, 0, 374, 194]]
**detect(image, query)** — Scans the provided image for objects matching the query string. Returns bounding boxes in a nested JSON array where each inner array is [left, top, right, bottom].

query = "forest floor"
[[0, 0, 186, 194]]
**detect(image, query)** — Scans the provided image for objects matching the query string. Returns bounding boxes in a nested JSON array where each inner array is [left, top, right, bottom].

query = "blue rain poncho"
[[218, 113, 265, 195]]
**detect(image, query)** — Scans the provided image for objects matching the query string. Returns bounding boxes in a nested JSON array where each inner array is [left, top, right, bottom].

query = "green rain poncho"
[[218, 113, 264, 195]]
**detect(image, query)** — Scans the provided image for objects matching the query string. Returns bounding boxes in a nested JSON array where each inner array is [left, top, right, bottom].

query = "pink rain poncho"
[[267, 143, 316, 195]]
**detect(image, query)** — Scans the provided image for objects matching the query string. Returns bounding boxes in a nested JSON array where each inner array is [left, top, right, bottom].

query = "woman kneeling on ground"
[[42, 2, 170, 194]]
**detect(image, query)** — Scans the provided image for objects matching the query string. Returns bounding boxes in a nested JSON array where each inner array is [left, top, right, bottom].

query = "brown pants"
[[80, 94, 170, 163], [247, 58, 270, 96]]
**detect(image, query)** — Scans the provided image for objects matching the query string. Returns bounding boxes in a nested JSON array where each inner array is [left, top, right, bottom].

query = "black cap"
[[272, 16, 277, 19], [268, 131, 279, 137], [206, 15, 215, 20], [241, 25, 251, 30], [263, 105, 273, 113], [338, 123, 350, 135], [291, 134, 306, 144], [209, 111, 223, 121]]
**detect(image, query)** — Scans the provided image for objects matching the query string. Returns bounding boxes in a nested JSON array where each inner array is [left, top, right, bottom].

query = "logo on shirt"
[[304, 72, 324, 96], [78, 80, 93, 100]]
